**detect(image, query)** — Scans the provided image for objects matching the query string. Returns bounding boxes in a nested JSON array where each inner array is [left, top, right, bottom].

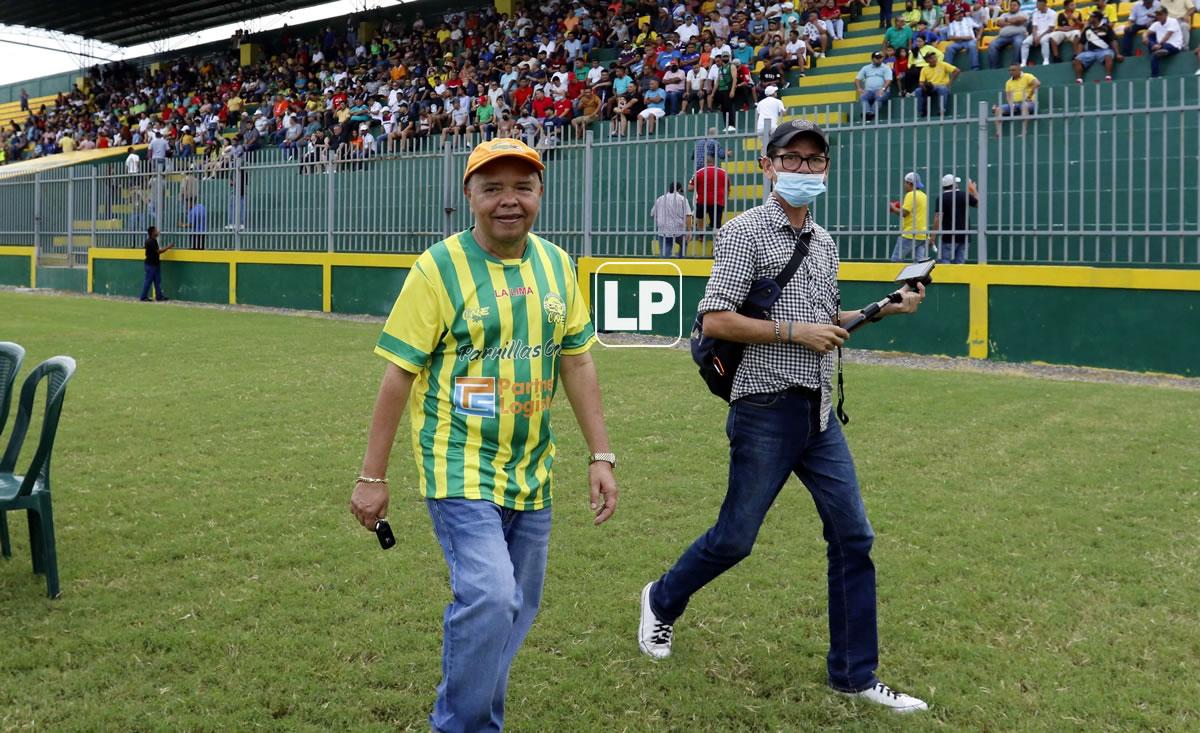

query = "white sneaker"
[[638, 582, 673, 659], [723, 125, 737, 133], [840, 681, 928, 713]]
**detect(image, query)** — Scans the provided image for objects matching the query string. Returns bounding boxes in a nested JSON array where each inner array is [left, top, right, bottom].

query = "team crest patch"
[[454, 376, 497, 418], [463, 306, 490, 323], [543, 292, 566, 325]]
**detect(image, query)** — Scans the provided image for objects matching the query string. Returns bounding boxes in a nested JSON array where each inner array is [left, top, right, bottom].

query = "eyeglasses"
[[773, 153, 829, 172]]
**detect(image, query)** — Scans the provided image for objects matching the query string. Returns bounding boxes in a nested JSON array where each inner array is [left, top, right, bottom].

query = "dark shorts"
[[698, 203, 725, 228]]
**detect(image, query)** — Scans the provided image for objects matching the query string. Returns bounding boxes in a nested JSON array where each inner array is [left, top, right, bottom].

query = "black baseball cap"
[[766, 119, 829, 155]]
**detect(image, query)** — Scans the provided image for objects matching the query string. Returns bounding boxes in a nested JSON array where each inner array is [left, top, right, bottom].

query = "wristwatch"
[[589, 452, 617, 469]]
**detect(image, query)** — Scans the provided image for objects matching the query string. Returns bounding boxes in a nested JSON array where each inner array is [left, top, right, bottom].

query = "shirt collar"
[[766, 194, 815, 233]]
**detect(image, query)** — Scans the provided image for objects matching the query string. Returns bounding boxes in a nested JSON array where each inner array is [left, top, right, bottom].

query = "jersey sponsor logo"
[[454, 376, 497, 418], [463, 306, 491, 322], [543, 292, 567, 324], [494, 285, 535, 298], [455, 337, 563, 362], [452, 376, 555, 419]]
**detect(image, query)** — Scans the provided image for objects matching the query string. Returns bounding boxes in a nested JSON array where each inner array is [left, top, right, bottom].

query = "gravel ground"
[[9, 287, 1198, 392]]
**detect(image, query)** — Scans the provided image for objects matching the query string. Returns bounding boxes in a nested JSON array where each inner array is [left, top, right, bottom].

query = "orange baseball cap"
[[462, 137, 545, 183]]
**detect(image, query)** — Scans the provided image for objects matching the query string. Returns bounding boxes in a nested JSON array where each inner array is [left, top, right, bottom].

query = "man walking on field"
[[637, 120, 929, 714], [350, 138, 620, 733]]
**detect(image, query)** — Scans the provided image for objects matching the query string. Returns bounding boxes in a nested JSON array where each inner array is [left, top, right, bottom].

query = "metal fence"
[[2, 76, 1197, 268]]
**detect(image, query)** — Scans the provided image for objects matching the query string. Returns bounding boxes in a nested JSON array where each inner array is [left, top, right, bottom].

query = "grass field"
[[2, 291, 1199, 732]]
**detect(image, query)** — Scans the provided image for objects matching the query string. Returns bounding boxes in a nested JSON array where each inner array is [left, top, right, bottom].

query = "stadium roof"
[[2, 0, 339, 48]]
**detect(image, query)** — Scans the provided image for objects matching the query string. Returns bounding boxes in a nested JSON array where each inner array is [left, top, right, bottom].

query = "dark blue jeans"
[[139, 263, 163, 300], [650, 389, 879, 692]]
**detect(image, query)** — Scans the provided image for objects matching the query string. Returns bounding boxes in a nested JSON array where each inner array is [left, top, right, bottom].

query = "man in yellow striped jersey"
[[349, 137, 619, 733]]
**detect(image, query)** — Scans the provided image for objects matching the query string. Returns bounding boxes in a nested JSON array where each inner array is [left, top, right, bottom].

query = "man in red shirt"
[[551, 96, 574, 127], [531, 89, 555, 120], [689, 154, 730, 239]]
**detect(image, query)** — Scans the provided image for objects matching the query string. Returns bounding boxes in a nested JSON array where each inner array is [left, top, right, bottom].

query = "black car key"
[[375, 519, 396, 550]]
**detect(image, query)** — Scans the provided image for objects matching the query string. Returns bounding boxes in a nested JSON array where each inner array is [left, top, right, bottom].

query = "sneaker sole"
[[638, 582, 670, 660], [836, 690, 928, 714]]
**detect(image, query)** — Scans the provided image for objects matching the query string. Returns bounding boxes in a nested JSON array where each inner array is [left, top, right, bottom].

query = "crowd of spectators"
[[856, 0, 1197, 119], [2, 0, 1197, 167], [1, 0, 878, 166]]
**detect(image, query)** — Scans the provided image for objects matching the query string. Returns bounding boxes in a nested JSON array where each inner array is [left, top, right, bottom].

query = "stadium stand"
[[2, 0, 1198, 169]]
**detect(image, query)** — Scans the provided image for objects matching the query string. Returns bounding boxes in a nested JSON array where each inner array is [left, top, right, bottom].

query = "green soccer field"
[[2, 291, 1199, 732]]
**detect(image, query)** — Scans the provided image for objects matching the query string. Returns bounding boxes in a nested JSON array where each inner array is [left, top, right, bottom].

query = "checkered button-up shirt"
[[697, 196, 841, 430]]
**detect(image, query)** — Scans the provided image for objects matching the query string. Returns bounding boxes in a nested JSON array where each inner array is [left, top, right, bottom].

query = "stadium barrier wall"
[[29, 248, 1191, 377], [577, 258, 1200, 376], [87, 248, 417, 315]]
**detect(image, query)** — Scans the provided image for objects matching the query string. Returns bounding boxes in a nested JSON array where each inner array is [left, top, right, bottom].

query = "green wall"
[[92, 259, 225, 301], [989, 285, 1200, 376], [236, 263, 322, 311], [330, 266, 408, 316], [92, 259, 138, 297], [169, 261, 228, 304], [36, 267, 86, 292], [839, 281, 969, 357], [0, 254, 31, 287]]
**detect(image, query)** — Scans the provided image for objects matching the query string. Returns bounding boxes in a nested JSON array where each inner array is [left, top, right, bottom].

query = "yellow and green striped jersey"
[[374, 229, 596, 510]]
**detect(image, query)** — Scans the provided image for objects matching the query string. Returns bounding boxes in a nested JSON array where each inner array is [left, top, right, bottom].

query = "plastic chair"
[[0, 356, 77, 598], [0, 342, 24, 439]]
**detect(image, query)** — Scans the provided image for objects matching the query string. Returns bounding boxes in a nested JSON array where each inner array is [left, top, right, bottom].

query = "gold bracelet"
[[355, 476, 387, 485]]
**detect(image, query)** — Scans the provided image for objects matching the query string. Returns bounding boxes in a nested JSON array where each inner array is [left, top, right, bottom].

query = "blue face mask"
[[773, 171, 827, 207]]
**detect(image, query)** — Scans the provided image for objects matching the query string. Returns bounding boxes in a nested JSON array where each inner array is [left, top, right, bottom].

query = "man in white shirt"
[[943, 9, 982, 70], [1022, 0, 1060, 65], [711, 9, 732, 36], [755, 85, 787, 132], [564, 34, 583, 60], [676, 15, 701, 44], [1145, 6, 1183, 76], [1122, 0, 1162, 56], [685, 63, 710, 112], [650, 182, 693, 257], [712, 39, 734, 60], [125, 147, 141, 174]]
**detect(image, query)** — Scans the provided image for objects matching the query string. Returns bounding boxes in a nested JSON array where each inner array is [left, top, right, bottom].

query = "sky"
[[0, 0, 405, 86]]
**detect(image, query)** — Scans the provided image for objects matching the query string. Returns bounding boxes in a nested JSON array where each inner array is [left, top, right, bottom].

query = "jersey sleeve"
[[374, 261, 447, 373], [561, 254, 597, 355]]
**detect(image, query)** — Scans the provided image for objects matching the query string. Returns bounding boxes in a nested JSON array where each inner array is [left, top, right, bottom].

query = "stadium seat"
[[0, 342, 24, 440], [0, 356, 77, 599]]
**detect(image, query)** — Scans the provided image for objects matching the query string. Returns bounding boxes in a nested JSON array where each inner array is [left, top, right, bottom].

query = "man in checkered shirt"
[[637, 120, 930, 714]]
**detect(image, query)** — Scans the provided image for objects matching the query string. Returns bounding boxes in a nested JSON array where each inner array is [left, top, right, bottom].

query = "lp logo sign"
[[593, 262, 684, 348]]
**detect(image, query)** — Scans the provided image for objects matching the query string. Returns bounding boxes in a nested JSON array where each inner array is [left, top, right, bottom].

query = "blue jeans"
[[665, 90, 684, 116], [860, 88, 888, 116], [658, 234, 686, 257], [891, 236, 930, 261], [228, 194, 246, 227], [945, 39, 980, 70], [987, 33, 1025, 68], [649, 390, 879, 692], [939, 237, 969, 264], [426, 499, 551, 733], [1120, 24, 1150, 56], [914, 84, 950, 116], [1147, 33, 1181, 77], [139, 263, 163, 300]]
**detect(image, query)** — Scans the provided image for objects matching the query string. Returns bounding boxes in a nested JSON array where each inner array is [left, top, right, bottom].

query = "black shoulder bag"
[[690, 231, 812, 402]]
